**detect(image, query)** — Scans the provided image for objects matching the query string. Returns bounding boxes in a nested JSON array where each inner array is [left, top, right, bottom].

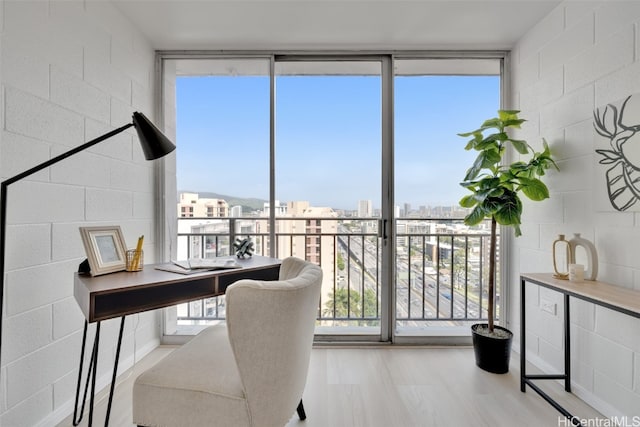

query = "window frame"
[[155, 50, 510, 345]]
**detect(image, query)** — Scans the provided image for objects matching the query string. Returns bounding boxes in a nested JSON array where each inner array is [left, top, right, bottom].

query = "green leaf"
[[475, 138, 500, 151], [488, 187, 505, 198], [510, 139, 529, 154], [509, 161, 529, 172], [502, 119, 525, 128], [520, 177, 549, 201], [460, 180, 477, 189], [482, 197, 502, 214], [478, 177, 500, 190], [464, 204, 488, 226], [494, 193, 522, 226], [481, 118, 501, 129], [498, 110, 520, 121], [464, 149, 501, 181], [459, 194, 478, 208], [513, 224, 522, 237], [458, 131, 476, 138], [462, 132, 485, 150]]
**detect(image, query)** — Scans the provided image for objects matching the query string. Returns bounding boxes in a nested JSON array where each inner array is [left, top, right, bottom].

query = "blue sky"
[[176, 73, 499, 210]]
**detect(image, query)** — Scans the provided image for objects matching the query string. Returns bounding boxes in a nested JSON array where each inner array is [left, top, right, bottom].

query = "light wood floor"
[[58, 345, 603, 427]]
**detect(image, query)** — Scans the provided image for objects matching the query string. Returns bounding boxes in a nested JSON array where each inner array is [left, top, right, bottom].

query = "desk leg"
[[520, 277, 526, 392], [88, 322, 100, 426], [105, 316, 125, 426], [72, 317, 125, 427], [73, 320, 97, 426], [73, 321, 100, 426], [564, 294, 571, 393]]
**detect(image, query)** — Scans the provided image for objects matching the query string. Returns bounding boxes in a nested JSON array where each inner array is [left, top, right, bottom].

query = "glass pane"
[[394, 59, 501, 336], [170, 58, 270, 334], [275, 61, 382, 334]]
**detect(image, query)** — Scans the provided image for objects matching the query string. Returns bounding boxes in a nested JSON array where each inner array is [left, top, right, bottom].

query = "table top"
[[521, 273, 640, 318], [74, 255, 282, 322], [75, 255, 281, 294]]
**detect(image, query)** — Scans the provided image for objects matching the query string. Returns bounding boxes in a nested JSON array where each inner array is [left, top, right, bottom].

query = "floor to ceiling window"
[[160, 53, 505, 343], [163, 58, 271, 335], [393, 58, 501, 339], [274, 59, 383, 337]]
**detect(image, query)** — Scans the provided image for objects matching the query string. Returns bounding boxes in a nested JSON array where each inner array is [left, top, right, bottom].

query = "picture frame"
[[79, 226, 128, 276]]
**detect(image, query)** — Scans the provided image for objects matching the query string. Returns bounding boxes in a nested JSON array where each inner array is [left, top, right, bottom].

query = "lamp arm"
[[0, 120, 133, 367], [2, 122, 134, 187]]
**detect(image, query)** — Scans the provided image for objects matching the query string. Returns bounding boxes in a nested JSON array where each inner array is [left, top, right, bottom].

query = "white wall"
[[0, 1, 167, 425], [510, 0, 640, 417]]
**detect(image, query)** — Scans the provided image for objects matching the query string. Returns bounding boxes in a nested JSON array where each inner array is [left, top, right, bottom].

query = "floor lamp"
[[0, 111, 175, 374]]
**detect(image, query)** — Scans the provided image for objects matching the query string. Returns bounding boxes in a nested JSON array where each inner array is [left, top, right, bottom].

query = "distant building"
[[230, 205, 243, 217], [178, 192, 229, 218], [258, 200, 337, 299], [358, 200, 373, 217], [403, 203, 411, 216], [263, 200, 287, 216]]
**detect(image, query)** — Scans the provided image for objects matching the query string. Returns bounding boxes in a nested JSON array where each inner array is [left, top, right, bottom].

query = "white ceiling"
[[112, 0, 562, 51]]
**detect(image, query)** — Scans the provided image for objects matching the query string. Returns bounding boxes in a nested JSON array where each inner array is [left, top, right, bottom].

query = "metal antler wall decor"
[[594, 95, 640, 211]]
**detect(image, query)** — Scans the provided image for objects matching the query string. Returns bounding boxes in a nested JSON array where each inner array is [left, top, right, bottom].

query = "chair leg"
[[297, 399, 307, 420]]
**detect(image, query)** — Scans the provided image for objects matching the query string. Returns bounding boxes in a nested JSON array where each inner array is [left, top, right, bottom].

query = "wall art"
[[594, 94, 640, 211]]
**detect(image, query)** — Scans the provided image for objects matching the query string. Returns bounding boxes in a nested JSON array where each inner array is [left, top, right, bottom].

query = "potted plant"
[[458, 110, 557, 374]]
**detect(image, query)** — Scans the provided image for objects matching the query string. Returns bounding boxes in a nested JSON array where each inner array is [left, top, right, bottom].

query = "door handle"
[[379, 219, 388, 240]]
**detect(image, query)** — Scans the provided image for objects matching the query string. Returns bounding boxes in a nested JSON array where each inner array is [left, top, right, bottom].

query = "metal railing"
[[175, 217, 498, 327]]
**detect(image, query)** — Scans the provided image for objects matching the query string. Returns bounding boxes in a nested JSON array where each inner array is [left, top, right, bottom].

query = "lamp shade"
[[132, 112, 176, 160]]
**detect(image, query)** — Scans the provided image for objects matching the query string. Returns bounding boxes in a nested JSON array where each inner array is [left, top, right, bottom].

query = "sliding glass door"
[[393, 58, 501, 340], [163, 58, 271, 336], [274, 59, 385, 338]]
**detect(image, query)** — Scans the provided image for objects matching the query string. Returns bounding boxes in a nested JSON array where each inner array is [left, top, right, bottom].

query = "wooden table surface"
[[74, 256, 281, 322], [521, 272, 640, 318]]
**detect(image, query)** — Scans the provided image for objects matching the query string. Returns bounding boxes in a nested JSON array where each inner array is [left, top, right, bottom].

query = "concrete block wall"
[[0, 1, 167, 425], [510, 0, 640, 417]]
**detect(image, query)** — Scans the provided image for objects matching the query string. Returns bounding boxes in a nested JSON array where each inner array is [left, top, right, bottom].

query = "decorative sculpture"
[[234, 237, 254, 258]]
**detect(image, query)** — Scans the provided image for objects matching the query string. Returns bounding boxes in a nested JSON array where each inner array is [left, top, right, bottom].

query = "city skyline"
[[177, 190, 471, 219]]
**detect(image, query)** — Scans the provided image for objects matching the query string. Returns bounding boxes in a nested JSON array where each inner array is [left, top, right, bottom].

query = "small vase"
[[569, 233, 598, 281], [552, 234, 572, 280]]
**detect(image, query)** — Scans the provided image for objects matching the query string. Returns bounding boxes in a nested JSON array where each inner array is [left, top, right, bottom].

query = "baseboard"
[[37, 338, 160, 427], [511, 344, 626, 419]]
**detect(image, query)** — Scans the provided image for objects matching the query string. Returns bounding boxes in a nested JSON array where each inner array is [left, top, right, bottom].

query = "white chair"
[[132, 257, 322, 427]]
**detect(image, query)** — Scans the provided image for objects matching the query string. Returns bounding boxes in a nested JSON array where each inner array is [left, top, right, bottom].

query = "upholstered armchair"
[[132, 257, 322, 427]]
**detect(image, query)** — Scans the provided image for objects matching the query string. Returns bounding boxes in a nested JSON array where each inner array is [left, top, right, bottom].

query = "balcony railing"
[[175, 217, 498, 328]]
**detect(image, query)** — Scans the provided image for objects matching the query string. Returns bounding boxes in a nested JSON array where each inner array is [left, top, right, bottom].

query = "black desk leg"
[[105, 316, 126, 425], [520, 277, 526, 392], [564, 294, 571, 393], [73, 321, 100, 426], [73, 320, 97, 426], [88, 322, 100, 427], [72, 317, 126, 427]]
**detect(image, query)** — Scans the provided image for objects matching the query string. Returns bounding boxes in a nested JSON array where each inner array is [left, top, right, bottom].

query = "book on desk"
[[155, 257, 241, 275]]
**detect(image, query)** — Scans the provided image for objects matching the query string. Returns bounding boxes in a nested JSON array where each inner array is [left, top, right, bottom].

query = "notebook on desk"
[[155, 257, 241, 275]]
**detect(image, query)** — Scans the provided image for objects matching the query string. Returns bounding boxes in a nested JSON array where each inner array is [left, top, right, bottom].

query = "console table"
[[72, 256, 281, 427], [520, 273, 640, 425]]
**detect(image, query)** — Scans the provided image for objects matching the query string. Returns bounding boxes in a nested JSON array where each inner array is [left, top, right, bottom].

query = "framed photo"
[[79, 226, 128, 276]]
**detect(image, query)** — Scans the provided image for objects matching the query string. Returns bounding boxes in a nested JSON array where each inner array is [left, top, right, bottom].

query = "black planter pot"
[[471, 323, 513, 374]]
